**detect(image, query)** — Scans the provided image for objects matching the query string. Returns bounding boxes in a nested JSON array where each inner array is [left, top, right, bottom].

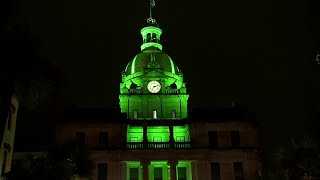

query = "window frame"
[[210, 162, 221, 180], [172, 110, 176, 118], [152, 110, 157, 119], [176, 136, 185, 142], [153, 136, 162, 142], [133, 110, 138, 119]]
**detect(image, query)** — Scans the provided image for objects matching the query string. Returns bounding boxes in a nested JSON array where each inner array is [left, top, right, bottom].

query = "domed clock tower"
[[119, 24, 189, 120]]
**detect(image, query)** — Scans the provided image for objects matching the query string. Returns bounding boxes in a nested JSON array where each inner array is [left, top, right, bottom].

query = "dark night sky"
[[8, 0, 320, 150]]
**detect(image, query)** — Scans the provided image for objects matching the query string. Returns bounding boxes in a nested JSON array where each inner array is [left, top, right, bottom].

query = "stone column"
[[169, 124, 174, 148], [169, 160, 177, 180], [143, 123, 148, 148], [142, 161, 150, 180]]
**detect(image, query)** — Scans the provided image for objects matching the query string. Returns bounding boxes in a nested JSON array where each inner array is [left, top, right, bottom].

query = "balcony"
[[126, 143, 144, 149], [126, 142, 191, 149], [128, 89, 143, 94], [164, 89, 179, 94]]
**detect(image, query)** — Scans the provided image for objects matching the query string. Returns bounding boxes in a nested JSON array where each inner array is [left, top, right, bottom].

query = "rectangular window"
[[153, 136, 162, 142], [130, 137, 138, 142], [178, 167, 187, 180], [129, 167, 139, 180], [176, 136, 185, 142], [208, 131, 218, 148], [98, 163, 108, 180], [154, 167, 163, 180], [172, 110, 176, 118], [133, 110, 138, 119], [99, 132, 108, 147], [231, 131, 240, 148], [234, 162, 244, 180], [153, 110, 157, 119], [211, 162, 221, 180], [76, 132, 85, 144]]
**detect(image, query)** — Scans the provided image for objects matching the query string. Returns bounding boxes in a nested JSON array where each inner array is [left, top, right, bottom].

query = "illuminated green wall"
[[173, 125, 190, 142], [119, 25, 189, 120], [126, 161, 142, 180], [126, 125, 189, 143], [127, 126, 143, 142], [126, 161, 192, 180], [149, 161, 170, 180], [121, 24, 190, 149], [119, 94, 189, 119], [147, 126, 170, 142]]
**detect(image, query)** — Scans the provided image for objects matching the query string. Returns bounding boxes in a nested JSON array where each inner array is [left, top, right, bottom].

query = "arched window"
[[151, 33, 158, 42], [147, 33, 152, 42]]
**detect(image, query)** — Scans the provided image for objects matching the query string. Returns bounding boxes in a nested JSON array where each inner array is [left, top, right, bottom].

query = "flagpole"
[[147, 0, 158, 26], [150, 0, 152, 19]]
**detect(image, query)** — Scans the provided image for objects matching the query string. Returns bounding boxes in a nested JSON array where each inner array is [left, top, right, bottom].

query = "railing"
[[147, 142, 170, 149], [128, 89, 143, 94], [126, 142, 144, 149], [164, 89, 179, 94], [174, 142, 191, 149], [126, 142, 191, 149]]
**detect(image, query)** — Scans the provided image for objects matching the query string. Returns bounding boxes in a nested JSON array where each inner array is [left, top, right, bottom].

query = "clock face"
[[147, 80, 161, 93]]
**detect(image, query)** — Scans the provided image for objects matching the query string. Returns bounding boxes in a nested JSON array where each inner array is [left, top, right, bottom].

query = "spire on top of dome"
[[147, 0, 158, 27], [140, 0, 163, 51]]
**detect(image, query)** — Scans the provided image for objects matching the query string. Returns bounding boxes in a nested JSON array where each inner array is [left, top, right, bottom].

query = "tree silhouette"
[[1, 140, 94, 180], [270, 136, 320, 180], [0, 25, 61, 109]]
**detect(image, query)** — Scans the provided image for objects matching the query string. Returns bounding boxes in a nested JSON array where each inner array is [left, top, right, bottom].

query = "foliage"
[[267, 136, 320, 180], [0, 24, 61, 110], [1, 141, 94, 180], [49, 140, 94, 179]]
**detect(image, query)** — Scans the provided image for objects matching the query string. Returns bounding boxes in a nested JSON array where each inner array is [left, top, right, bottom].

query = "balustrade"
[[128, 89, 143, 94], [126, 142, 190, 149], [164, 89, 179, 94]]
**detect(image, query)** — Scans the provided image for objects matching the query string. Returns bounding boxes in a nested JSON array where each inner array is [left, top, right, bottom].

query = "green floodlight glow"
[[147, 126, 170, 142], [141, 42, 163, 51], [169, 57, 176, 74], [120, 0, 190, 152], [126, 125, 190, 143], [125, 161, 192, 180], [126, 161, 142, 180], [140, 26, 162, 37], [140, 26, 163, 51], [173, 125, 190, 142], [127, 126, 143, 142], [131, 56, 137, 74]]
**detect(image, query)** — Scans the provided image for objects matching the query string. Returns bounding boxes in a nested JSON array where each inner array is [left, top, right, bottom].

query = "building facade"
[[55, 20, 261, 180]]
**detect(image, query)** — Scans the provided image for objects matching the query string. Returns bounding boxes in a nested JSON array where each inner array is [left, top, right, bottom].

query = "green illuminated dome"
[[125, 47, 180, 75], [119, 21, 189, 119], [124, 25, 180, 76]]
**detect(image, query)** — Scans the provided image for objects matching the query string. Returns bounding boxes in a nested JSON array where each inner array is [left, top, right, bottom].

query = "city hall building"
[[55, 11, 261, 180]]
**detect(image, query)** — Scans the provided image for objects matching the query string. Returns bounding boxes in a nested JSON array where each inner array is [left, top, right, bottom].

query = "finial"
[[147, 0, 158, 26]]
